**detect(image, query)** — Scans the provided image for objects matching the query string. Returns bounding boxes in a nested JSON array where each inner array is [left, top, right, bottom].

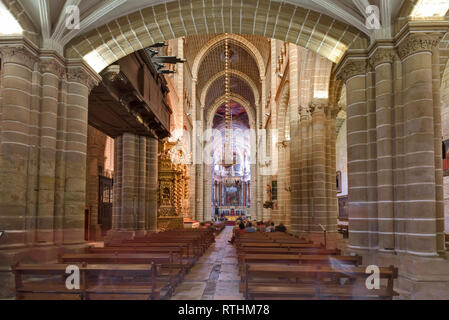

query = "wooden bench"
[[61, 252, 186, 286], [12, 263, 171, 300], [86, 246, 196, 266], [239, 254, 362, 267], [238, 247, 341, 256], [243, 263, 398, 300], [238, 242, 323, 250]]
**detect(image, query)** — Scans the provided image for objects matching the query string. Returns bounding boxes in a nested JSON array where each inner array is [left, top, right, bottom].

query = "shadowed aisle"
[[170, 226, 243, 300]]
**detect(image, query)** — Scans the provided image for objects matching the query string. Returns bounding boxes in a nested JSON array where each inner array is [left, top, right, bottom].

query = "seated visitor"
[[266, 222, 275, 232], [275, 223, 287, 232], [229, 222, 246, 244], [245, 222, 256, 233]]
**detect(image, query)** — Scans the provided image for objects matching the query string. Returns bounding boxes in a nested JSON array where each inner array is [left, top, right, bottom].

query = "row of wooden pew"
[[235, 232, 399, 300], [12, 228, 215, 300]]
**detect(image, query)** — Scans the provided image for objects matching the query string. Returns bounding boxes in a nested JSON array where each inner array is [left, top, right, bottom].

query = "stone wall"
[[441, 63, 449, 232]]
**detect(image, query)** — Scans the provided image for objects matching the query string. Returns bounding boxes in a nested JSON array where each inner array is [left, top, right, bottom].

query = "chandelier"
[[221, 34, 236, 169]]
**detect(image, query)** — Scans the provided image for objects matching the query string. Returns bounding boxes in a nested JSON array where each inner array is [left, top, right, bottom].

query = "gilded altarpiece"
[[157, 141, 190, 230]]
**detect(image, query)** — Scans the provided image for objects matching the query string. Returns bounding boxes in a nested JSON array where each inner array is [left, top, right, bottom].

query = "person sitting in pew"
[[228, 222, 246, 244], [245, 222, 256, 233], [256, 221, 265, 232], [275, 223, 287, 232], [265, 222, 275, 233]]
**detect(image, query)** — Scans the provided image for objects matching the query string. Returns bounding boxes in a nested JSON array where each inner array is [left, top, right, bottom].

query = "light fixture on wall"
[[278, 73, 283, 78], [265, 112, 271, 117], [185, 113, 191, 117]]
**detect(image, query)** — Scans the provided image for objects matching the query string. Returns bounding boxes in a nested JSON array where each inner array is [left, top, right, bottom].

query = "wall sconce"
[[278, 73, 283, 78], [265, 112, 271, 117], [186, 113, 191, 117]]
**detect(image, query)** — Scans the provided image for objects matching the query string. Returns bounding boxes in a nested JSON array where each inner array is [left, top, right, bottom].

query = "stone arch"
[[206, 93, 256, 131], [0, 0, 39, 46], [192, 34, 265, 80], [200, 69, 260, 107], [65, 0, 367, 72]]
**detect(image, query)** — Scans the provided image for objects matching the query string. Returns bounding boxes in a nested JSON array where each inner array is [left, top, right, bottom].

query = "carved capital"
[[299, 105, 312, 122], [310, 98, 327, 115], [397, 33, 442, 60], [370, 48, 396, 68], [0, 46, 38, 69], [336, 60, 367, 82], [40, 59, 65, 78], [67, 67, 100, 91]]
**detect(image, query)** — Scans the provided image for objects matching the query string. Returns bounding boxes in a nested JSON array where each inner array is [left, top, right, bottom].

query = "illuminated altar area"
[[209, 38, 252, 221], [211, 103, 251, 220]]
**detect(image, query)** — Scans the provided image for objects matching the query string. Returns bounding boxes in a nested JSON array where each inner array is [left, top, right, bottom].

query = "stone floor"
[[170, 226, 244, 300]]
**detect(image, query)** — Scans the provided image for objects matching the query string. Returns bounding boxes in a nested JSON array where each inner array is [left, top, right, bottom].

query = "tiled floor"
[[170, 226, 244, 300]]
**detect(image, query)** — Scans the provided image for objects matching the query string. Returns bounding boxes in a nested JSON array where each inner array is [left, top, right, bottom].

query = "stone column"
[[64, 65, 99, 245], [36, 54, 66, 244], [370, 48, 396, 250], [0, 46, 38, 248], [289, 45, 301, 234], [111, 133, 159, 238], [203, 163, 212, 221], [337, 60, 370, 250], [397, 33, 445, 255], [310, 99, 327, 233]]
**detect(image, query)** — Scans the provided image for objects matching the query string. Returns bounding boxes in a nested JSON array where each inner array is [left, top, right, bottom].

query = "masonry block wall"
[[112, 133, 158, 235], [0, 43, 100, 298]]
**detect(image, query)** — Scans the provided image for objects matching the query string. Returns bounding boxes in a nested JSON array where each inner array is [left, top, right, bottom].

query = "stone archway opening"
[[211, 102, 252, 222]]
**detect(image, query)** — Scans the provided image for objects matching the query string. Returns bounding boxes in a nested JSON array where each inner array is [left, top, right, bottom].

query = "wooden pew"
[[238, 242, 323, 250], [12, 263, 170, 300], [239, 254, 362, 266], [109, 242, 202, 258], [243, 263, 398, 300], [86, 246, 196, 267], [238, 247, 341, 256], [60, 253, 185, 287]]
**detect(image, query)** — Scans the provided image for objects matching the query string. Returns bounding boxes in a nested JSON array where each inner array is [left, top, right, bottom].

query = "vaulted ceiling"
[[7, 0, 406, 55]]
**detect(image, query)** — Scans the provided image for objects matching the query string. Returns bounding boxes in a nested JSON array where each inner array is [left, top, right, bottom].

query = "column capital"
[[396, 32, 443, 61], [310, 98, 328, 115], [299, 105, 312, 122], [369, 47, 396, 68], [67, 66, 101, 92], [0, 45, 38, 69], [40, 59, 66, 78], [336, 60, 367, 83]]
